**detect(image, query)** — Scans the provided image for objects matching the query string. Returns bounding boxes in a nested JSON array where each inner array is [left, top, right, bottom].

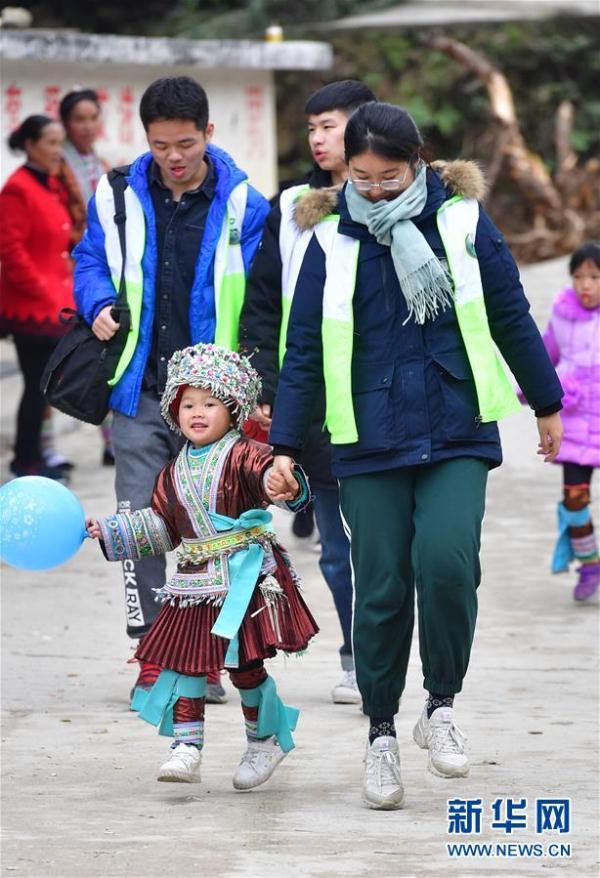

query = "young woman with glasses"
[[267, 101, 564, 809]]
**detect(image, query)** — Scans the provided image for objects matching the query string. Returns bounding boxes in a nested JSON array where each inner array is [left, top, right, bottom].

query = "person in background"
[[40, 88, 114, 472], [535, 241, 600, 600], [240, 80, 376, 707], [60, 88, 108, 210], [0, 115, 73, 481]]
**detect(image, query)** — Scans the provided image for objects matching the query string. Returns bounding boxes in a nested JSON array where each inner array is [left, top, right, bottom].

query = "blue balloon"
[[0, 477, 87, 571]]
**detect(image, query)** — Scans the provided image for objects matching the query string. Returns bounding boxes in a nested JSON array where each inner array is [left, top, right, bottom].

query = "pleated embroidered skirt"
[[136, 550, 319, 674]]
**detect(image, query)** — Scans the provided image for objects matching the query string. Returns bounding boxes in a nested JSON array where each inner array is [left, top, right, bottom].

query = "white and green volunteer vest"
[[278, 183, 312, 366], [306, 196, 520, 444], [94, 175, 248, 385]]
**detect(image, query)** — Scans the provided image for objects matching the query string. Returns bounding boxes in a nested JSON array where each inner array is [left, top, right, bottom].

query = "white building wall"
[[1, 61, 277, 197]]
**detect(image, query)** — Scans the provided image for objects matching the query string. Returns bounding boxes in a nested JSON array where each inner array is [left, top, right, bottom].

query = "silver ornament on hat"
[[160, 343, 262, 434]]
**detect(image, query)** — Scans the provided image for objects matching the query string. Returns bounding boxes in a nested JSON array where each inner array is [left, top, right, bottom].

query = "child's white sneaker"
[[363, 736, 405, 810], [413, 706, 469, 777], [232, 737, 286, 790], [157, 743, 202, 783], [332, 668, 362, 705]]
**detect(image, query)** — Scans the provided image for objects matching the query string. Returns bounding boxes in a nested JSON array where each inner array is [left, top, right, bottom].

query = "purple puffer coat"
[[543, 288, 600, 467]]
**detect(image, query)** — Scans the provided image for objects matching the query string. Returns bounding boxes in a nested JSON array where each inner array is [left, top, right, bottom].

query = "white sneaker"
[[232, 737, 287, 790], [413, 706, 469, 777], [363, 736, 405, 810], [157, 743, 202, 783], [332, 669, 362, 705]]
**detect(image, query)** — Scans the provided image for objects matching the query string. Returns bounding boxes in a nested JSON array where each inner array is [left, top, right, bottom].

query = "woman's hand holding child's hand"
[[267, 456, 300, 502], [86, 517, 101, 540]]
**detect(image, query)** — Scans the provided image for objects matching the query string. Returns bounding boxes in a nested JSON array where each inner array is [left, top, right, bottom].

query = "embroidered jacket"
[[97, 433, 309, 606]]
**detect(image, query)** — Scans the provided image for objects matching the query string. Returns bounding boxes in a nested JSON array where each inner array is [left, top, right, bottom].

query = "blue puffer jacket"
[[73, 145, 269, 417], [270, 163, 563, 477]]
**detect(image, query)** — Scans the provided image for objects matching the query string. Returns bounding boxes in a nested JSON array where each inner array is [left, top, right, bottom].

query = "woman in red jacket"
[[0, 115, 74, 478]]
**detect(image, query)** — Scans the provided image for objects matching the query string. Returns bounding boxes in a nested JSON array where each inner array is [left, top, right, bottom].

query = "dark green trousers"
[[339, 457, 488, 717]]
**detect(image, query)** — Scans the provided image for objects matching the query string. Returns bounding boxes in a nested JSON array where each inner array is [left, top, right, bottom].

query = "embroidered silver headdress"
[[161, 343, 262, 433]]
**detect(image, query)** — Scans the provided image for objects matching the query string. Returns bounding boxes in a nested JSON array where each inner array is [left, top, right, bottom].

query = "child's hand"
[[536, 413, 563, 462], [85, 517, 102, 540], [266, 464, 300, 502]]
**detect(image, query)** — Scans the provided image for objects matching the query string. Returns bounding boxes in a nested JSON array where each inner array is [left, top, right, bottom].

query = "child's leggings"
[[172, 660, 268, 747], [563, 463, 598, 563]]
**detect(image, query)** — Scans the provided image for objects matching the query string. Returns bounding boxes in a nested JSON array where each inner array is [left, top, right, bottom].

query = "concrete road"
[[1, 258, 598, 877]]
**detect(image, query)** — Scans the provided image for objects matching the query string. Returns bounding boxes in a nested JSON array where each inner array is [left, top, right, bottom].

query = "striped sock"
[[173, 721, 204, 749], [242, 703, 263, 741], [570, 528, 599, 563], [245, 719, 259, 741]]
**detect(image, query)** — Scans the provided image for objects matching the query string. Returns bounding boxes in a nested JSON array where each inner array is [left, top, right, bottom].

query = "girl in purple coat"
[[544, 242, 600, 600]]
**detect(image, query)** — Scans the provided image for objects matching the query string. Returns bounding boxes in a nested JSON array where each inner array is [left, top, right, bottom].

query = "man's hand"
[[251, 403, 272, 431], [92, 306, 119, 341], [267, 455, 299, 502], [536, 412, 563, 463]]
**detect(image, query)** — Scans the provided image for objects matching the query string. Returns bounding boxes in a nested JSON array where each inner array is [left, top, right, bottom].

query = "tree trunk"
[[428, 34, 598, 261], [429, 35, 561, 213]]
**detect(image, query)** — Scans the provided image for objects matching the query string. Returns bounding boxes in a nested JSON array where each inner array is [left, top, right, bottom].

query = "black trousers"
[[563, 462, 595, 486], [12, 334, 57, 465]]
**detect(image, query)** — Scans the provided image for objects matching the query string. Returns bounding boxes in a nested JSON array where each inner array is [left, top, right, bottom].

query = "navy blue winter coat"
[[269, 163, 563, 478]]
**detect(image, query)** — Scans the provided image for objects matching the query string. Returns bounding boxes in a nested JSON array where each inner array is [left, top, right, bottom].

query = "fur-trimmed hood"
[[294, 186, 341, 231], [293, 160, 487, 231], [430, 160, 487, 201]]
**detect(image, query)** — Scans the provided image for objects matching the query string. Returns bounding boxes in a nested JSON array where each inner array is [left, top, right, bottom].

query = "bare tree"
[[430, 34, 600, 262]]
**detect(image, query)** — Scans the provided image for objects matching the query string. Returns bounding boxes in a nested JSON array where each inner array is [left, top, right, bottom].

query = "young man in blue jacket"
[[74, 77, 269, 699]]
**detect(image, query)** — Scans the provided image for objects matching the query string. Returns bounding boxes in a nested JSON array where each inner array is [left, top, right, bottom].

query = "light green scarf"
[[345, 164, 454, 324]]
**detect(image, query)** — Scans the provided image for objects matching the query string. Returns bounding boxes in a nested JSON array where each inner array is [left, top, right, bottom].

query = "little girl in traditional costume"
[[87, 343, 318, 787]]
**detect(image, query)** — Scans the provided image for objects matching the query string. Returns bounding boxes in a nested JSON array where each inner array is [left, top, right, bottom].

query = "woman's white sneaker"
[[332, 669, 362, 705], [157, 743, 202, 783], [232, 737, 287, 790], [363, 736, 405, 810], [413, 706, 469, 777]]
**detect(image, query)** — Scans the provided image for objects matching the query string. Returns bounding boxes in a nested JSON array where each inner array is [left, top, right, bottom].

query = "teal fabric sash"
[[131, 670, 207, 737], [132, 508, 276, 738], [239, 676, 300, 752], [209, 508, 273, 666], [552, 503, 591, 573]]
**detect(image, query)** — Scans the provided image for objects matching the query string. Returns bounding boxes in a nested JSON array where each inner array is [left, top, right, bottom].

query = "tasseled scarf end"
[[400, 259, 455, 325]]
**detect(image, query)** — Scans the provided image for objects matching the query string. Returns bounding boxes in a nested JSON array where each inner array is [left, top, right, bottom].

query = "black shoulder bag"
[[41, 166, 132, 425]]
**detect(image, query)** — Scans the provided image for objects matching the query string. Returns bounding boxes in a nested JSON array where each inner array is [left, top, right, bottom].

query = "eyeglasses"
[[349, 162, 417, 192]]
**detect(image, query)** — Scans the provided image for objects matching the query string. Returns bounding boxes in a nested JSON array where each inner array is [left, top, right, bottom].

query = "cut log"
[[430, 34, 561, 213], [429, 34, 597, 262]]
